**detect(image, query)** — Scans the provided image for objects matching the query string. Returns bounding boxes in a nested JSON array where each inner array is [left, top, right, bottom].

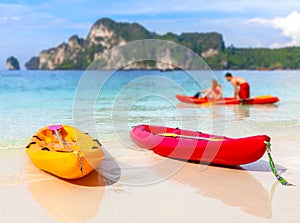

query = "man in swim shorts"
[[225, 73, 250, 100]]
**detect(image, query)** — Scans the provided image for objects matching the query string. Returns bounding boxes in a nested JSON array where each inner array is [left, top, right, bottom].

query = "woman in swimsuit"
[[194, 79, 223, 99]]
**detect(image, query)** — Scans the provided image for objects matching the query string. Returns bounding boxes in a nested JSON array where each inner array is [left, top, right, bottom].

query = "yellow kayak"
[[26, 125, 104, 179]]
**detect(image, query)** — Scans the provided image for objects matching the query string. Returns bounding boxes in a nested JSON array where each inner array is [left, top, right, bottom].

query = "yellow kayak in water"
[[26, 125, 104, 179]]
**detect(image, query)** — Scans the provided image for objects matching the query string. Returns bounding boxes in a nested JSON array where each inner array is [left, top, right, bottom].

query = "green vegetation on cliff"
[[25, 17, 300, 70], [206, 46, 300, 70]]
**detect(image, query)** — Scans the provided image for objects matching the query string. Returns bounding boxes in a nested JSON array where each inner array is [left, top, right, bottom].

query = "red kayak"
[[130, 125, 269, 166], [176, 94, 279, 105]]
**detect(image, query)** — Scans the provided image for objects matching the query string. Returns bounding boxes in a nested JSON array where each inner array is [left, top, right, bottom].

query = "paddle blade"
[[254, 95, 272, 99], [49, 125, 63, 131], [200, 102, 212, 107]]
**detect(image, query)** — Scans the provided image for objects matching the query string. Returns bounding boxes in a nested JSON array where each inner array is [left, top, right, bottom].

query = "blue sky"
[[1, 0, 300, 69]]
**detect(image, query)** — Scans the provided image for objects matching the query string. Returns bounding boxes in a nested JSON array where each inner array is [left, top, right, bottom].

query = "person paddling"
[[225, 73, 250, 100], [194, 79, 222, 99]]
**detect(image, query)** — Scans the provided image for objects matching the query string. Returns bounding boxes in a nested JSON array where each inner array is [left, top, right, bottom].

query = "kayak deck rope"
[[265, 141, 294, 186]]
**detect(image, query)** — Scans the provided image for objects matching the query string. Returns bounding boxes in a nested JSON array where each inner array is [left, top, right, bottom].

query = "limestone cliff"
[[26, 35, 85, 70], [25, 18, 224, 70]]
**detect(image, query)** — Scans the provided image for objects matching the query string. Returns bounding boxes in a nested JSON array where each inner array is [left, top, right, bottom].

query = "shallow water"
[[0, 69, 300, 222], [1, 69, 299, 147]]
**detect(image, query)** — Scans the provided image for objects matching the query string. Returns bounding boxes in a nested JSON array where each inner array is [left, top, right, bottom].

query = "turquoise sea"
[[0, 69, 300, 150]]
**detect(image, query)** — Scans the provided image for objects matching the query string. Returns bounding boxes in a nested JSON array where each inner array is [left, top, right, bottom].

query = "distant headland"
[[24, 18, 300, 70]]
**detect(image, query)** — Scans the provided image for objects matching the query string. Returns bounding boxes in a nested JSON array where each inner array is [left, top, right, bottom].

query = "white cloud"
[[247, 11, 300, 47]]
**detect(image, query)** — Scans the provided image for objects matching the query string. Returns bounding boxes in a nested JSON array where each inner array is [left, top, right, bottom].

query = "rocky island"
[[6, 56, 20, 70]]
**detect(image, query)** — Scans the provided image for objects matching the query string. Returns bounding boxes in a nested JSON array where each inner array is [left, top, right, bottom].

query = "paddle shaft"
[[53, 128, 73, 151], [54, 129, 65, 148]]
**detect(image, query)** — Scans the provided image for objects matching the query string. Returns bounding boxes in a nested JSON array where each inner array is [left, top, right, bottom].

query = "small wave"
[[0, 141, 27, 151]]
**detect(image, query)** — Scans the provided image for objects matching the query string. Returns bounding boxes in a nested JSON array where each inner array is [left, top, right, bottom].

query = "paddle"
[[158, 133, 224, 141], [199, 101, 212, 107], [200, 97, 246, 106], [254, 95, 272, 99], [49, 125, 72, 151]]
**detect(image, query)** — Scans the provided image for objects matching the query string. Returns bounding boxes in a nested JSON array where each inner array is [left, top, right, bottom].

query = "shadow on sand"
[[152, 158, 279, 219], [27, 148, 120, 222]]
